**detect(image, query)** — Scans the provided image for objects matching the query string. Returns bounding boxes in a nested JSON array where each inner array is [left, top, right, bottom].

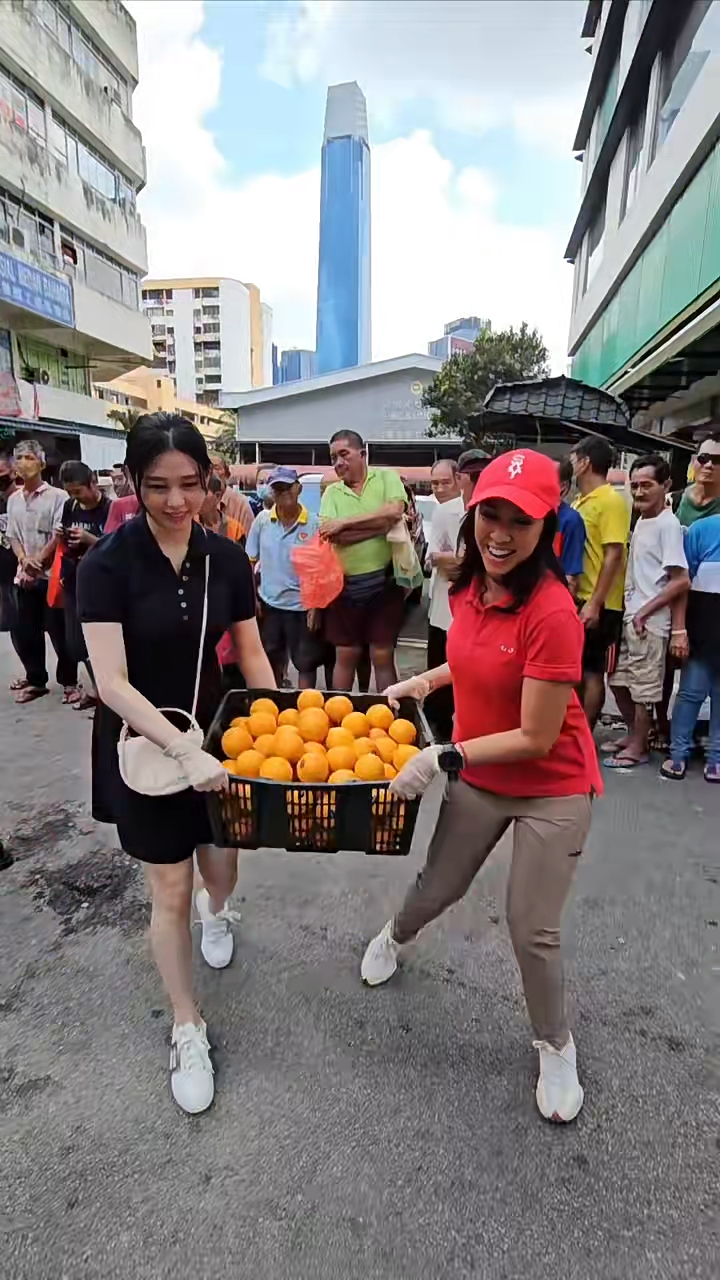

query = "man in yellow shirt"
[[570, 436, 631, 726]]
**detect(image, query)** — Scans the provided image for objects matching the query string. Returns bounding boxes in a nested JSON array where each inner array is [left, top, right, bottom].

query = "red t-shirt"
[[104, 495, 140, 533], [447, 574, 602, 798]]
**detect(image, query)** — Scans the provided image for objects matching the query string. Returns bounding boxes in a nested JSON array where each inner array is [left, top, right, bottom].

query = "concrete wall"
[[70, 0, 139, 85], [236, 367, 437, 443], [171, 288, 196, 402], [0, 112, 147, 274], [220, 280, 251, 394], [73, 279, 151, 365], [2, 4, 145, 184]]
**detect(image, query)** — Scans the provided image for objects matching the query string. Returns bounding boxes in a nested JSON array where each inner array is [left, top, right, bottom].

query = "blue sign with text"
[[0, 249, 74, 327]]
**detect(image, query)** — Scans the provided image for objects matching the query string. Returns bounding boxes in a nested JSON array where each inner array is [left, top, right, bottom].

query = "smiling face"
[[140, 449, 207, 533], [474, 498, 544, 577]]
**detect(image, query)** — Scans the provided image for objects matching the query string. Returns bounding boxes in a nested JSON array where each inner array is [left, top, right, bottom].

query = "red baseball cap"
[[469, 449, 560, 519]]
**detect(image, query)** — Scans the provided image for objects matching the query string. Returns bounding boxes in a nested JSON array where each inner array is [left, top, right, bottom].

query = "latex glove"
[[389, 745, 442, 799], [383, 675, 431, 711], [164, 738, 229, 793]]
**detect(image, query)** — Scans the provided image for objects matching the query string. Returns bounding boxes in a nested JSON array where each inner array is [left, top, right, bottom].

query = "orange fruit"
[[259, 755, 293, 782], [297, 707, 330, 743], [277, 707, 300, 728], [384, 763, 397, 780], [247, 711, 278, 740], [368, 727, 389, 741], [222, 758, 240, 773], [302, 740, 327, 756], [388, 718, 417, 746], [326, 745, 357, 774], [354, 753, 385, 782], [250, 698, 279, 720], [273, 726, 305, 764], [221, 725, 253, 758], [230, 716, 249, 728], [234, 749, 265, 778], [342, 711, 370, 738], [252, 733, 277, 758], [326, 726, 355, 751], [367, 704, 394, 732], [297, 688, 325, 711], [297, 752, 330, 783], [328, 769, 355, 784], [354, 736, 378, 757], [393, 744, 421, 770], [325, 694, 354, 724], [374, 736, 397, 765]]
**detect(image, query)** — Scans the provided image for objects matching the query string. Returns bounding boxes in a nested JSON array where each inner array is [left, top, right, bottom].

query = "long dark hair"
[[124, 412, 211, 502], [451, 507, 566, 613]]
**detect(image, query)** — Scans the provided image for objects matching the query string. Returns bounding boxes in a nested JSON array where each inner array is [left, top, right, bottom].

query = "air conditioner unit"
[[11, 226, 25, 249]]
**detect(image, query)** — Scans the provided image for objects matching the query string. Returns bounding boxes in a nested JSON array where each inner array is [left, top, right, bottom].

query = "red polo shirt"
[[447, 573, 602, 798], [104, 495, 140, 533]]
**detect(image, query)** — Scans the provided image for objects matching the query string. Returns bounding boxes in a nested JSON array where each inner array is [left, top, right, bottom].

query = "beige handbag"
[[117, 555, 210, 796]]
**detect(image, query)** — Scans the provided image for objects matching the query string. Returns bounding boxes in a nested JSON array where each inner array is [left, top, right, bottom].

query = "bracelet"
[[671, 630, 687, 636]]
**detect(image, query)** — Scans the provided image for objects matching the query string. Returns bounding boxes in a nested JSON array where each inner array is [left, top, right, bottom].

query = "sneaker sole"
[[200, 943, 235, 970]]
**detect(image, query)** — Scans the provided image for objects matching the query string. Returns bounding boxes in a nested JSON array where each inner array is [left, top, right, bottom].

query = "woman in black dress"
[[77, 413, 274, 1114]]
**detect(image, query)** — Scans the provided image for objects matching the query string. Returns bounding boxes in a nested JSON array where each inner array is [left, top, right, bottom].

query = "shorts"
[[259, 602, 323, 675], [324, 578, 405, 649], [609, 618, 667, 704], [580, 605, 623, 676]]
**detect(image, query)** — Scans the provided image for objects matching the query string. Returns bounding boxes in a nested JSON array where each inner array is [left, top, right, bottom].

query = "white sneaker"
[[195, 888, 241, 969], [170, 1021, 214, 1114], [533, 1032, 584, 1122], [361, 921, 400, 985]]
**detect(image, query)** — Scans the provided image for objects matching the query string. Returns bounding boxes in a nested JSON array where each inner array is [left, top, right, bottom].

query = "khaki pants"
[[394, 780, 592, 1048]]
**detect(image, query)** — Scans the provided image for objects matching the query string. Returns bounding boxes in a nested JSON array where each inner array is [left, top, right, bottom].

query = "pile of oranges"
[[219, 690, 420, 785]]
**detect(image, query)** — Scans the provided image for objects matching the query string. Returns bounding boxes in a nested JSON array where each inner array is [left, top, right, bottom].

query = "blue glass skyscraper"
[[315, 82, 371, 376]]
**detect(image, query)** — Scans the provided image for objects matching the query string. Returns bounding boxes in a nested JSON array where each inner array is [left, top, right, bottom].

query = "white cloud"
[[129, 1, 577, 378]]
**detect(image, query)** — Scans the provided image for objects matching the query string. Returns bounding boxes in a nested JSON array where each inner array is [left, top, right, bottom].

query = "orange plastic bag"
[[47, 546, 64, 609], [291, 534, 344, 609]]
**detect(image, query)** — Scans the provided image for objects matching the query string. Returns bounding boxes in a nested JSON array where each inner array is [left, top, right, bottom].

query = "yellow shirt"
[[573, 483, 630, 612]]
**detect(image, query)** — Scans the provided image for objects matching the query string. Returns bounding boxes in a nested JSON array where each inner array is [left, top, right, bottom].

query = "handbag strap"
[[190, 550, 210, 721]]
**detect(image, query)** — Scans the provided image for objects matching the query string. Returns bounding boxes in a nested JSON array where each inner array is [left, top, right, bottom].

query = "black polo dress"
[[77, 515, 256, 863]]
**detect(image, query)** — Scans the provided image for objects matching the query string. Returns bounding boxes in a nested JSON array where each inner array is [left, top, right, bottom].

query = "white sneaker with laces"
[[195, 888, 241, 969], [533, 1032, 584, 1122], [170, 1021, 214, 1114], [361, 921, 400, 985]]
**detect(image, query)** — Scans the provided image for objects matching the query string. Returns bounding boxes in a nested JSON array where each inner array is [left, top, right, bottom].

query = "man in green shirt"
[[676, 431, 720, 526], [320, 430, 407, 691]]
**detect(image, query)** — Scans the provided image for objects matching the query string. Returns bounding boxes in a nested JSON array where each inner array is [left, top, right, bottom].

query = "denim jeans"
[[670, 658, 720, 765]]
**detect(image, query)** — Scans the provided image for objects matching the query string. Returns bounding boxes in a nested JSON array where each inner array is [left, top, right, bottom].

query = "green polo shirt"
[[320, 468, 407, 576]]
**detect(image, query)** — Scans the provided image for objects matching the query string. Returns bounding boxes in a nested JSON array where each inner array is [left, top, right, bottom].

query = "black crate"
[[204, 689, 432, 855]]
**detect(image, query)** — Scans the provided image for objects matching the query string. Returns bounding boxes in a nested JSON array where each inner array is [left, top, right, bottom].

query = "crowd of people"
[[1, 411, 719, 1120]]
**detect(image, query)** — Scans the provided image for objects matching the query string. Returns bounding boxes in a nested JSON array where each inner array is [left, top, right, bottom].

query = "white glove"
[[389, 746, 442, 799], [382, 675, 431, 711], [164, 738, 229, 792]]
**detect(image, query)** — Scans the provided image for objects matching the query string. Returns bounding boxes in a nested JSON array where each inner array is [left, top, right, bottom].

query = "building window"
[[60, 222, 141, 310], [0, 186, 56, 266], [653, 1, 720, 159], [201, 287, 219, 298], [593, 55, 619, 161], [620, 105, 647, 220], [0, 64, 46, 142], [0, 328, 12, 374], [202, 305, 220, 318], [583, 200, 606, 293], [37, 0, 130, 114]]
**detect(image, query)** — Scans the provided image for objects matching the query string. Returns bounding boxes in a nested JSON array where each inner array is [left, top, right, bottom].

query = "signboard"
[[0, 249, 74, 327]]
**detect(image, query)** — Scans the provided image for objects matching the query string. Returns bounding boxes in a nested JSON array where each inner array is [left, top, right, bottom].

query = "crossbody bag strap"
[[190, 550, 210, 722]]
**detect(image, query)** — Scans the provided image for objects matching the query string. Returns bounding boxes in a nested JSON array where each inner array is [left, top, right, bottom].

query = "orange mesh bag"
[[291, 534, 344, 609]]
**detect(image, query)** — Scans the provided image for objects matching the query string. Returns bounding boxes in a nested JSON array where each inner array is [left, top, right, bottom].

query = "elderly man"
[[209, 452, 253, 541], [456, 448, 491, 508], [0, 451, 19, 663], [320, 430, 407, 692], [424, 458, 465, 740], [7, 440, 75, 703]]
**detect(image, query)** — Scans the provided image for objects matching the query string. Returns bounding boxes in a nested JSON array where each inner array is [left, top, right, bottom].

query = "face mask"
[[258, 485, 271, 501]]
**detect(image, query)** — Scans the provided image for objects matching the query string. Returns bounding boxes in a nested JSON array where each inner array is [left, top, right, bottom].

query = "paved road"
[[0, 637, 718, 1280]]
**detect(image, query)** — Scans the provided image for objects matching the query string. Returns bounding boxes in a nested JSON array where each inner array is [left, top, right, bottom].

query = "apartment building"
[[0, 0, 152, 472], [141, 277, 273, 407], [94, 365, 230, 442], [567, 1, 720, 446]]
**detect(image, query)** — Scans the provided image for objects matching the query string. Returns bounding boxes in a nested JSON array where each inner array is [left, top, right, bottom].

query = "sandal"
[[604, 752, 649, 769], [704, 763, 720, 784], [9, 677, 29, 692], [660, 759, 687, 781], [15, 685, 49, 704], [62, 686, 82, 705], [72, 692, 97, 711]]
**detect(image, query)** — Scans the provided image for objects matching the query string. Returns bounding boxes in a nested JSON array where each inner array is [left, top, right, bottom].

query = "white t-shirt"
[[624, 507, 687, 635], [427, 495, 465, 632]]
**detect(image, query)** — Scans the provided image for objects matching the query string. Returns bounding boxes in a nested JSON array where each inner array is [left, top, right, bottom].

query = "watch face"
[[439, 746, 463, 773]]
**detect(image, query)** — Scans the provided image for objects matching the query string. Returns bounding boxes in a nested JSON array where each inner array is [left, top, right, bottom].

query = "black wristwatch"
[[437, 744, 466, 776]]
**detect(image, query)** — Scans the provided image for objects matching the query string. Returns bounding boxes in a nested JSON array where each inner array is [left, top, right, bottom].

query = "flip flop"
[[604, 752, 649, 769], [660, 759, 687, 781], [9, 677, 29, 692], [62, 686, 82, 704], [72, 692, 97, 711], [704, 763, 720, 784], [15, 686, 49, 704]]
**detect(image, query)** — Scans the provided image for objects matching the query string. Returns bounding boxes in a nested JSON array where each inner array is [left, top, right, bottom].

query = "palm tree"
[[107, 407, 143, 433]]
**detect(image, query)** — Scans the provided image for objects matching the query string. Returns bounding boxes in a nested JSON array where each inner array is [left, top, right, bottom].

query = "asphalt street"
[[0, 635, 718, 1280]]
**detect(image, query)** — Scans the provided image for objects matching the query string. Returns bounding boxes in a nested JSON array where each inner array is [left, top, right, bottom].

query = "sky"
[[127, 0, 591, 373]]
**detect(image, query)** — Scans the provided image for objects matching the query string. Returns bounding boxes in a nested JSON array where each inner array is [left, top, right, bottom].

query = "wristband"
[[671, 630, 687, 636]]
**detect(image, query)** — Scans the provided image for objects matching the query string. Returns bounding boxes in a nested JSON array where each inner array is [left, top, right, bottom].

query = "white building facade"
[[0, 0, 151, 469], [567, 1, 720, 445], [142, 277, 273, 407]]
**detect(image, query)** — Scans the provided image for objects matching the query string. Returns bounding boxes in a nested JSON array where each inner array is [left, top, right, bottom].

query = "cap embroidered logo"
[[508, 455, 525, 479]]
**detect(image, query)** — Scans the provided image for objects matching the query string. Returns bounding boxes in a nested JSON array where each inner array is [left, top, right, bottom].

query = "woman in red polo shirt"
[[361, 449, 601, 1124]]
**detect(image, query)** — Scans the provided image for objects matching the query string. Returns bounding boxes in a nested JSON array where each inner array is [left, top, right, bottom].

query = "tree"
[[107, 407, 142, 433], [210, 412, 239, 465], [423, 323, 550, 438]]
